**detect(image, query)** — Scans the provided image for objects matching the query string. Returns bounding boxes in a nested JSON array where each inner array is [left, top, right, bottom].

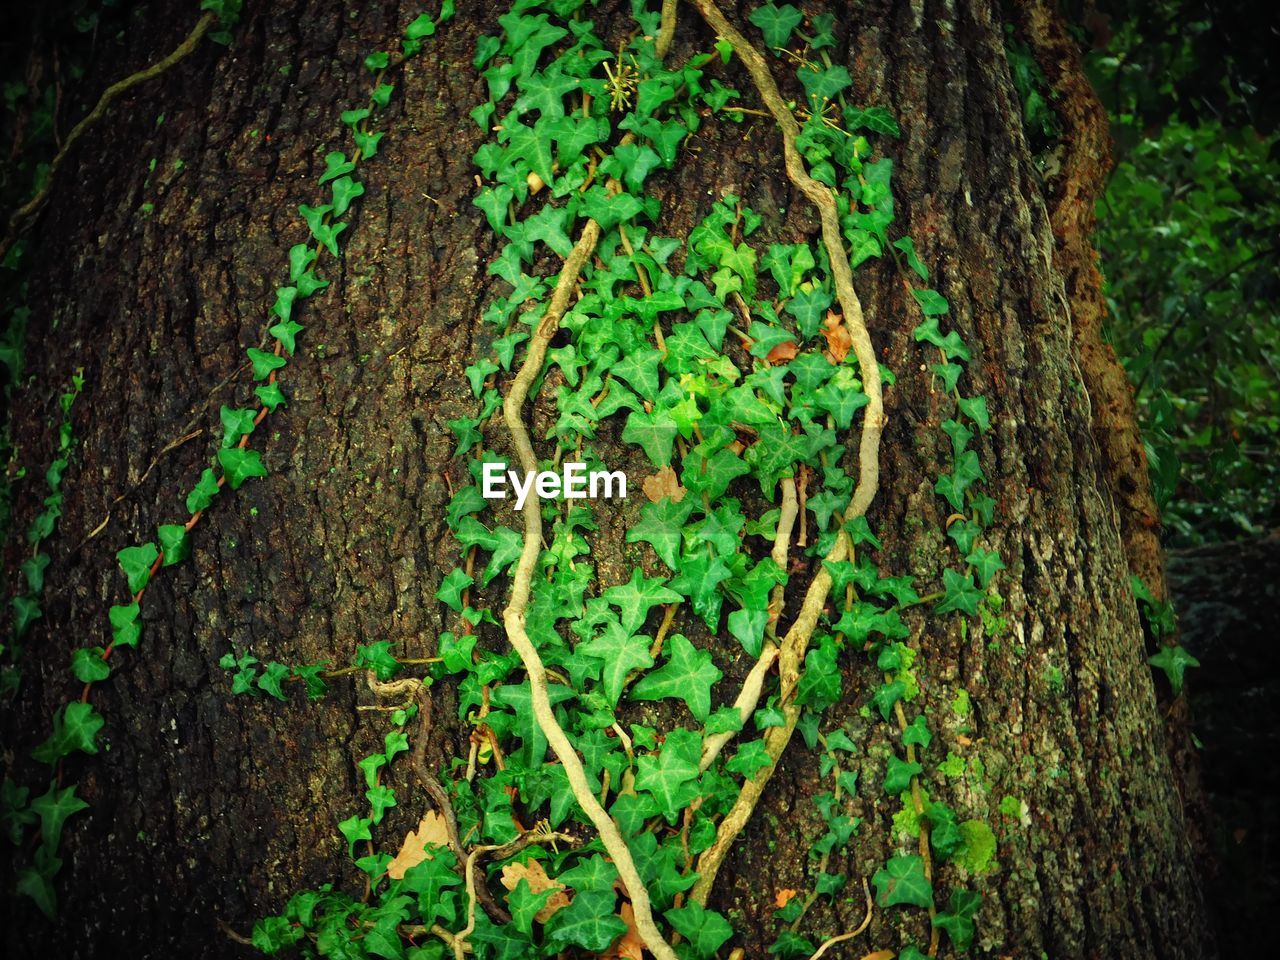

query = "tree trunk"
[[2, 1, 1214, 958]]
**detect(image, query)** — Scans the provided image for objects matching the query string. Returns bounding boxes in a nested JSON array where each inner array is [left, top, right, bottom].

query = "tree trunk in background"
[[1, 1, 1214, 957]]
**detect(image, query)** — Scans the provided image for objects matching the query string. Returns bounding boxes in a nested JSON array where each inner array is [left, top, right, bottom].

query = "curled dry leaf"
[[774, 888, 799, 908], [527, 170, 546, 194], [859, 952, 896, 960], [766, 339, 799, 365], [387, 811, 451, 880], [499, 859, 571, 923], [822, 309, 852, 363], [603, 901, 645, 960], [642, 465, 687, 503]]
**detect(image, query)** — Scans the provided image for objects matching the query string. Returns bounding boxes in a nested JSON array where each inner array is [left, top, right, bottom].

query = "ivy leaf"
[[603, 568, 681, 635], [883, 755, 924, 794], [626, 496, 692, 570], [612, 346, 662, 399], [109, 603, 142, 648], [664, 901, 733, 959], [117, 543, 159, 594], [401, 851, 463, 928], [318, 151, 355, 186], [30, 781, 89, 850], [71, 648, 110, 683], [502, 119, 556, 188], [957, 395, 990, 431], [218, 447, 269, 490], [936, 568, 982, 616], [784, 285, 833, 339], [725, 738, 772, 778], [288, 242, 318, 280], [404, 13, 437, 41], [580, 619, 654, 707], [256, 662, 290, 701], [32, 702, 105, 764], [965, 548, 1005, 588], [247, 347, 287, 381], [795, 644, 841, 711], [219, 405, 257, 448], [634, 727, 702, 822], [748, 2, 803, 49], [912, 288, 950, 316], [893, 236, 928, 279], [186, 468, 220, 515], [256, 383, 288, 412], [840, 105, 899, 139], [872, 854, 933, 909], [507, 877, 555, 938], [337, 814, 373, 857], [799, 64, 852, 104], [330, 175, 365, 217], [631, 635, 722, 722], [1148, 644, 1200, 695], [268, 320, 305, 356], [356, 641, 400, 682], [545, 888, 626, 951], [727, 606, 768, 658], [935, 889, 982, 952]]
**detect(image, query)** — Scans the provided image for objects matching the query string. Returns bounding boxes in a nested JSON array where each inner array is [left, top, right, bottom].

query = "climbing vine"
[[3, 2, 1020, 957]]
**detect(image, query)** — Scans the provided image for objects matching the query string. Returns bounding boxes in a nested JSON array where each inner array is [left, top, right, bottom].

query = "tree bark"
[[2, 1, 1214, 958]]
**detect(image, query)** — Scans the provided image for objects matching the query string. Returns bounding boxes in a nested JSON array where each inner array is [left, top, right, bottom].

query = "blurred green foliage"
[[1087, 0, 1280, 544]]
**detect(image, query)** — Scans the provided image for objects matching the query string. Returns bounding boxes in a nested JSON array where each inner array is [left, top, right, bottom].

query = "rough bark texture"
[[2, 1, 1214, 958]]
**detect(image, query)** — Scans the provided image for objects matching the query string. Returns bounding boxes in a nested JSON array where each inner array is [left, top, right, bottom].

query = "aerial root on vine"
[[687, 0, 884, 907]]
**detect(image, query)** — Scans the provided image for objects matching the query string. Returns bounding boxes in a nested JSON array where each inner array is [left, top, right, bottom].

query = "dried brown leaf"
[[642, 465, 686, 503], [499, 859, 571, 923], [387, 811, 451, 880], [766, 339, 799, 365], [603, 901, 645, 959], [822, 309, 852, 363]]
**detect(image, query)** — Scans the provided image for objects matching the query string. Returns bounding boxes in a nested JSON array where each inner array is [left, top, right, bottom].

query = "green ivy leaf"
[[1148, 644, 1200, 695], [30, 781, 89, 850], [257, 662, 290, 701], [957, 395, 990, 431], [117, 543, 159, 594], [747, 2, 803, 49], [355, 640, 400, 682], [217, 447, 269, 490], [186, 468, 220, 514], [936, 568, 982, 616], [603, 568, 681, 635], [892, 236, 928, 279], [219, 405, 257, 448], [634, 727, 702, 822], [109, 603, 141, 648], [247, 347, 287, 381], [883, 755, 923, 794], [631, 635, 722, 722], [626, 496, 692, 570], [255, 383, 288, 412], [32, 702, 105, 764], [872, 854, 933, 909], [579, 619, 654, 707], [966, 548, 1005, 588], [330, 175, 365, 217], [71, 648, 110, 683], [845, 104, 902, 136], [664, 901, 733, 959], [546, 888, 627, 951]]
